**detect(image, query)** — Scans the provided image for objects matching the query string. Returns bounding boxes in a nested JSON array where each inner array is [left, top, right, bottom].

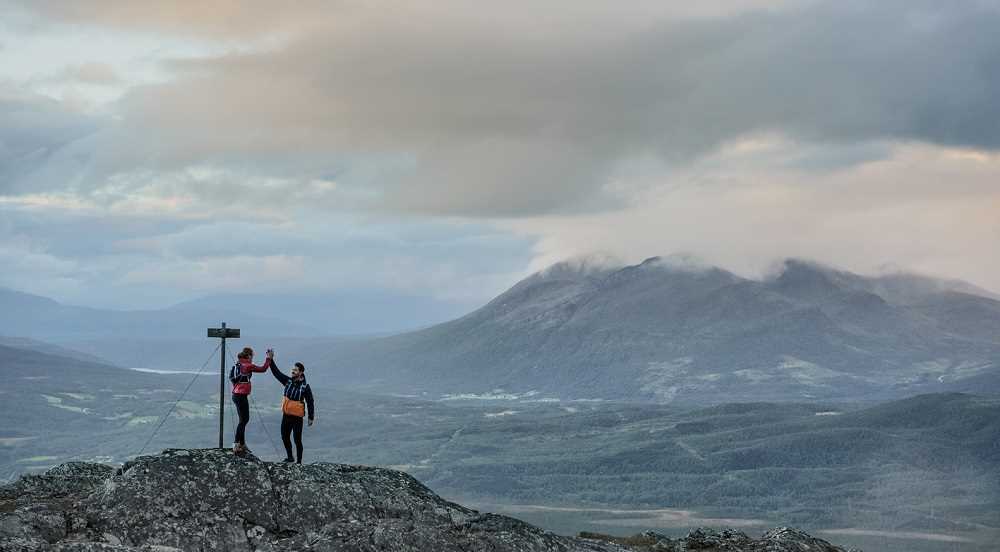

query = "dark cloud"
[[91, 1, 1000, 215], [4, 1, 998, 217]]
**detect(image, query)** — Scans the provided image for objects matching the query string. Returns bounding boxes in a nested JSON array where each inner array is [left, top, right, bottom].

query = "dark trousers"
[[281, 414, 304, 463], [232, 394, 250, 446]]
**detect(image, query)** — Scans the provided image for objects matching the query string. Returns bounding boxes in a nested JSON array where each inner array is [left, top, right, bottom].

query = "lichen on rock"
[[0, 449, 859, 551]]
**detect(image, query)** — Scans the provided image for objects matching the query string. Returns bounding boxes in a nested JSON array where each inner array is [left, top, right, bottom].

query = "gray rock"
[[1, 462, 116, 550], [1, 449, 858, 552], [0, 504, 67, 543], [0, 536, 50, 552], [78, 448, 625, 551], [576, 527, 860, 551], [0, 462, 114, 503], [758, 527, 862, 551]]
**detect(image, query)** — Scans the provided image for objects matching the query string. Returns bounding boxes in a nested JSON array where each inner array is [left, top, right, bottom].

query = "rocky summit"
[[0, 448, 859, 552]]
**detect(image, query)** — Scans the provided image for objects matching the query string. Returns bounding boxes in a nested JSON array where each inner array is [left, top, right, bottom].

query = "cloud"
[[0, 86, 100, 190], [8, 1, 799, 38], [46, 62, 121, 85], [0, 195, 534, 308], [0, 241, 81, 294], [118, 253, 307, 290], [505, 140, 1000, 293], [6, 0, 991, 217], [1, 1, 998, 309]]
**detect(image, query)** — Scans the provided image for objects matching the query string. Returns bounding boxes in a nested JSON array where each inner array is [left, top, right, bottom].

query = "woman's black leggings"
[[232, 394, 250, 446], [281, 414, 304, 463]]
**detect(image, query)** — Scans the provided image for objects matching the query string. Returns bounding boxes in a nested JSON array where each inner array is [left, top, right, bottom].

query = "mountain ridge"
[[312, 257, 1000, 402], [0, 287, 317, 340]]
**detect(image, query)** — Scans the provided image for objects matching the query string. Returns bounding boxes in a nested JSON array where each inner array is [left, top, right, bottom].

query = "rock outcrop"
[[0, 449, 859, 551], [579, 527, 861, 551]]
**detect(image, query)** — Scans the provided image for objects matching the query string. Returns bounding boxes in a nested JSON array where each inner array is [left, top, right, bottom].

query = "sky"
[[1, 0, 998, 311]]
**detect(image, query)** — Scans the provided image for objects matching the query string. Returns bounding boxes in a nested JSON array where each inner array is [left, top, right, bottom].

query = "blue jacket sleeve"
[[304, 385, 315, 421], [270, 360, 290, 385]]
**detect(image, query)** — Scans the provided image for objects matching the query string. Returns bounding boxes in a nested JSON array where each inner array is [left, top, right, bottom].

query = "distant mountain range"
[[171, 290, 472, 336], [1, 286, 469, 351], [0, 287, 316, 341], [5, 257, 1000, 403], [311, 257, 1000, 402]]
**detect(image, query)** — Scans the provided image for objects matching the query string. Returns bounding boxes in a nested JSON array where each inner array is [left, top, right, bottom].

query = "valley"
[[2, 341, 996, 551]]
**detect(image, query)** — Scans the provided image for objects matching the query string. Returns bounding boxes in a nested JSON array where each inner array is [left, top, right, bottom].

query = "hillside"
[[0, 448, 858, 551], [412, 393, 1000, 550], [314, 258, 1000, 402], [0, 341, 210, 474]]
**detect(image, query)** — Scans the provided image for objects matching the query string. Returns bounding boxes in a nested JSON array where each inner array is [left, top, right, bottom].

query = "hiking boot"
[[233, 443, 246, 455]]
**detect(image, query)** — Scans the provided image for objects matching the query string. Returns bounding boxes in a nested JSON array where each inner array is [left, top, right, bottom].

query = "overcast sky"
[[1, 0, 998, 310]]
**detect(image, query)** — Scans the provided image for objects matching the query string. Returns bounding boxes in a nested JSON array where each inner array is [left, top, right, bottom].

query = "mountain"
[[2, 286, 470, 371], [314, 257, 1000, 402], [0, 448, 859, 552], [0, 336, 110, 365], [0, 287, 316, 340]]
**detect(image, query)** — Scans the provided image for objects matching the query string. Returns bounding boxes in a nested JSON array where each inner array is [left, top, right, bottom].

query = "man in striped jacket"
[[269, 357, 315, 464]]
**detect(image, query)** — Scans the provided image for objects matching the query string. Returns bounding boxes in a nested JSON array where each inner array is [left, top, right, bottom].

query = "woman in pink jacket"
[[231, 347, 274, 454]]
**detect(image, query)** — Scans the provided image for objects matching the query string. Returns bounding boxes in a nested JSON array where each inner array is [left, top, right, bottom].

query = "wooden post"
[[208, 322, 240, 449]]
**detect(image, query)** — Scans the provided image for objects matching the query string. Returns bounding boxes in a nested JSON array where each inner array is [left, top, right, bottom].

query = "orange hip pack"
[[282, 396, 305, 418]]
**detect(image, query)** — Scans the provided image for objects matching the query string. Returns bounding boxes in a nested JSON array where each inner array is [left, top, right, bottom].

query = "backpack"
[[282, 396, 306, 418], [229, 362, 252, 386]]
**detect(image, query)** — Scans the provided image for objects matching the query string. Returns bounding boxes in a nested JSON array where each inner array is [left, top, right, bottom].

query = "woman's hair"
[[241, 347, 254, 357], [237, 351, 249, 360], [294, 362, 305, 372]]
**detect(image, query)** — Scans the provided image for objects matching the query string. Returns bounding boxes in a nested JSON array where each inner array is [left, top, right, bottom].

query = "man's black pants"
[[281, 414, 304, 463]]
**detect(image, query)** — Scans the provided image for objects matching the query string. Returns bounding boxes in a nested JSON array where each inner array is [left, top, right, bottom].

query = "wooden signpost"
[[207, 322, 240, 449]]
